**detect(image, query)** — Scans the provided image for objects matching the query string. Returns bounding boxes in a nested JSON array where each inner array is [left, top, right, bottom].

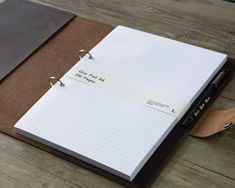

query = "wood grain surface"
[[0, 0, 234, 187]]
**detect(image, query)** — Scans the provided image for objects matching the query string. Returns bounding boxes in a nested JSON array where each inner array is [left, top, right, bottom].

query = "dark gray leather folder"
[[0, 0, 75, 80]]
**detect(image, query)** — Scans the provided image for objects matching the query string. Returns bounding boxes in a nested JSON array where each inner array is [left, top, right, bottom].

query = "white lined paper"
[[15, 78, 177, 180], [88, 26, 227, 104]]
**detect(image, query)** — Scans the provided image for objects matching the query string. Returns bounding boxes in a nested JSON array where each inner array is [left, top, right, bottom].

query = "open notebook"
[[14, 26, 227, 181]]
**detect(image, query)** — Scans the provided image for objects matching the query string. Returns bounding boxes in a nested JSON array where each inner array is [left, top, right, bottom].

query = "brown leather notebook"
[[0, 16, 234, 188], [0, 0, 75, 80]]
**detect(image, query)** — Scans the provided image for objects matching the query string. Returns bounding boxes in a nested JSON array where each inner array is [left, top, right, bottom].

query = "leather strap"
[[190, 108, 235, 137]]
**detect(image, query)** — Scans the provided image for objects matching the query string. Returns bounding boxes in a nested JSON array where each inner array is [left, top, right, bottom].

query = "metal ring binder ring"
[[49, 76, 65, 87], [78, 49, 93, 60]]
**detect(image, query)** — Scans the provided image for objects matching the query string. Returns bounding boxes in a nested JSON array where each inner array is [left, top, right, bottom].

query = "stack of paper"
[[14, 26, 227, 181]]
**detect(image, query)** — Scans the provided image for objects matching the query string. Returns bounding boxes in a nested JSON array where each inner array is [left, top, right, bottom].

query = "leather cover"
[[0, 16, 234, 188], [190, 108, 235, 137], [0, 0, 75, 80]]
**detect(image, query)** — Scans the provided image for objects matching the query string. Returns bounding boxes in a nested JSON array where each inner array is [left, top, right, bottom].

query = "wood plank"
[[0, 133, 122, 188], [153, 157, 235, 188], [1, 132, 234, 188], [175, 128, 235, 179], [33, 0, 235, 58], [220, 76, 235, 101], [212, 96, 235, 109]]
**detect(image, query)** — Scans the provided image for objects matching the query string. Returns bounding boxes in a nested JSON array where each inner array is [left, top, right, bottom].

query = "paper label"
[[66, 62, 190, 120]]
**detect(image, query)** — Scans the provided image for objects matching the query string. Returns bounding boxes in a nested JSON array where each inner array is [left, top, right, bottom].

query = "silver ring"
[[49, 76, 65, 87], [78, 49, 93, 60]]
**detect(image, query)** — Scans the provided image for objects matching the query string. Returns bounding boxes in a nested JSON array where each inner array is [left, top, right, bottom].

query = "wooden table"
[[0, 0, 234, 187]]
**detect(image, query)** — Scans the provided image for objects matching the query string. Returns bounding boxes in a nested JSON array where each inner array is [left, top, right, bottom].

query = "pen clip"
[[212, 69, 231, 87]]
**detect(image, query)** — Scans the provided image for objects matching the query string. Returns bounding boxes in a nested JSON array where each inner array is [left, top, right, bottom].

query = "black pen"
[[182, 68, 231, 128]]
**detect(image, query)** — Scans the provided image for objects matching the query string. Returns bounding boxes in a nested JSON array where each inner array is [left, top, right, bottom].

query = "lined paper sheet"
[[15, 77, 177, 180], [14, 25, 227, 181], [88, 26, 227, 104]]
